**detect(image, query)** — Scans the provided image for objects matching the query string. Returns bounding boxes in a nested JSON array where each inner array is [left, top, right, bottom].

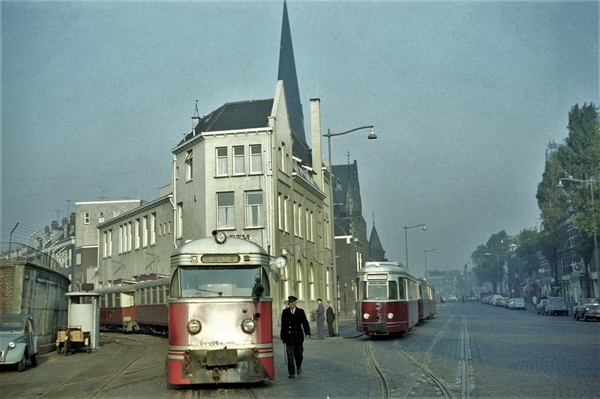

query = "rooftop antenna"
[[193, 100, 199, 118]]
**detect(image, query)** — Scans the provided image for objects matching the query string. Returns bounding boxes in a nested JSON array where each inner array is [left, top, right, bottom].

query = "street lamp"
[[323, 125, 376, 335], [403, 224, 426, 271], [423, 248, 438, 280], [558, 177, 598, 297]]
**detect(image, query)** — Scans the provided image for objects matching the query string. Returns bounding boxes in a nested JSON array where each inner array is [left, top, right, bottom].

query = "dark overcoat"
[[326, 306, 335, 324], [280, 307, 311, 344]]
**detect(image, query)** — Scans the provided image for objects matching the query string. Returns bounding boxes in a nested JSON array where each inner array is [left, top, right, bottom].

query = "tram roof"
[[172, 235, 268, 256], [359, 261, 412, 275]]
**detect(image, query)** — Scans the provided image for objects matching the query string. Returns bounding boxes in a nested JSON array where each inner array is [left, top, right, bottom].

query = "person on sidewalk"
[[280, 295, 311, 378], [316, 298, 325, 339], [325, 300, 335, 337]]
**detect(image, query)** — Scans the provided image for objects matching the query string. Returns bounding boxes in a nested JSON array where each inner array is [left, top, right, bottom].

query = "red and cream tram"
[[95, 277, 169, 334], [357, 261, 421, 336], [167, 231, 274, 385], [417, 277, 436, 322]]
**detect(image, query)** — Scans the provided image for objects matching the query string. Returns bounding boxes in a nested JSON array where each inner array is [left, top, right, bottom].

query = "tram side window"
[[115, 294, 120, 307], [398, 278, 406, 300], [388, 281, 398, 300], [140, 288, 145, 305], [101, 295, 106, 308], [152, 286, 157, 304], [146, 288, 151, 304], [107, 294, 113, 308]]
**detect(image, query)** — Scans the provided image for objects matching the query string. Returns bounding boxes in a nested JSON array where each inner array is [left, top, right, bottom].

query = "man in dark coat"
[[280, 295, 311, 378], [325, 300, 335, 337]]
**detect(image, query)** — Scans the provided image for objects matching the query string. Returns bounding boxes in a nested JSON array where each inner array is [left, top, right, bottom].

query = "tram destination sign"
[[201, 254, 241, 263]]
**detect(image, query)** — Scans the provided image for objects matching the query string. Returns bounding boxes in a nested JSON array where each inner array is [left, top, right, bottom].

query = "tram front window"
[[361, 281, 398, 300], [173, 266, 269, 298]]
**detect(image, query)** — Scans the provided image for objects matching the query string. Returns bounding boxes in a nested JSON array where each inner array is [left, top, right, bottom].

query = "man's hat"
[[288, 295, 298, 302]]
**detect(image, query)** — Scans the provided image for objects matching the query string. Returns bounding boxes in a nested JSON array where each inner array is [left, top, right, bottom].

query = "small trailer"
[[56, 291, 100, 355]]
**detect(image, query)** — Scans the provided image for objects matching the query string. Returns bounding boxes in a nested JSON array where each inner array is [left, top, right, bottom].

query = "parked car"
[[573, 298, 600, 321], [536, 299, 548, 314], [491, 295, 503, 306], [0, 314, 39, 372], [544, 297, 568, 316], [509, 298, 526, 310]]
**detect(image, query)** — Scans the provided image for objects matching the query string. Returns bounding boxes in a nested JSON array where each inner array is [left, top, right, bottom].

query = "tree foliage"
[[470, 230, 511, 293]]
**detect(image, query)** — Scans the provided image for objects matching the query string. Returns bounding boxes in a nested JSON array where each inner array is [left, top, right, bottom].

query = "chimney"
[[51, 220, 58, 231], [310, 98, 323, 191]]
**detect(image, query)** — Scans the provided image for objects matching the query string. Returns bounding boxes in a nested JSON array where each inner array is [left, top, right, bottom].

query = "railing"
[[0, 241, 64, 274]]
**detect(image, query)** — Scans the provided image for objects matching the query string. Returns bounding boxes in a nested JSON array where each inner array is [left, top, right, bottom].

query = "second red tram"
[[357, 261, 422, 336], [167, 231, 274, 385]]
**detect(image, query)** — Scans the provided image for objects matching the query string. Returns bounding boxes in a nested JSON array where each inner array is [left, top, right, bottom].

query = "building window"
[[99, 212, 105, 223], [127, 222, 132, 251], [103, 231, 108, 258], [177, 203, 183, 238], [280, 143, 286, 174], [217, 192, 235, 229], [216, 147, 228, 176], [118, 225, 123, 254], [233, 146, 245, 175], [134, 219, 140, 249], [250, 144, 262, 174], [142, 216, 148, 248], [185, 150, 193, 180], [107, 229, 113, 257], [284, 196, 289, 233], [84, 213, 90, 225], [278, 193, 284, 231], [150, 213, 156, 245], [245, 191, 263, 228]]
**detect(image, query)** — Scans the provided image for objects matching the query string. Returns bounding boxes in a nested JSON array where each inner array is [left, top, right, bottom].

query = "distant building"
[[331, 161, 370, 315], [75, 200, 144, 289]]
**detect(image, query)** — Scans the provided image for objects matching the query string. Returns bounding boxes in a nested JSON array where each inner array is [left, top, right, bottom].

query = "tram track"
[[37, 333, 156, 399], [364, 314, 475, 399]]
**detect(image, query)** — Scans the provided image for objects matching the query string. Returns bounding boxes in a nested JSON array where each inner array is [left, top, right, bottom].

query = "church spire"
[[278, 1, 307, 150], [369, 214, 387, 262]]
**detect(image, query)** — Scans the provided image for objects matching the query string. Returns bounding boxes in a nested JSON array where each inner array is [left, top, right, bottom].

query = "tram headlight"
[[187, 319, 201, 335], [362, 313, 370, 320], [387, 313, 394, 320], [241, 318, 256, 334]]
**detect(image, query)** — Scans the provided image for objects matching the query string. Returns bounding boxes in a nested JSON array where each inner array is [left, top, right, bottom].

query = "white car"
[[0, 314, 39, 372]]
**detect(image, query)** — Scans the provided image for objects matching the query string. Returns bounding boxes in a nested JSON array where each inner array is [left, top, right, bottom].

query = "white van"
[[491, 295, 503, 306]]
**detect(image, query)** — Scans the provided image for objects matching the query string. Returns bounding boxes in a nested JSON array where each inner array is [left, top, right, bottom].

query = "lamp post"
[[559, 177, 598, 297], [323, 125, 376, 335], [403, 224, 426, 271], [423, 248, 438, 280]]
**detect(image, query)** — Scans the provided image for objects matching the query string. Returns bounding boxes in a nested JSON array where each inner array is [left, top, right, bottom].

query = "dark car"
[[0, 314, 39, 372], [544, 297, 568, 316], [573, 298, 600, 321]]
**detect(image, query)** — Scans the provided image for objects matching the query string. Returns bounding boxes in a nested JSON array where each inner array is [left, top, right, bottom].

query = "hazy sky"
[[2, 0, 598, 277]]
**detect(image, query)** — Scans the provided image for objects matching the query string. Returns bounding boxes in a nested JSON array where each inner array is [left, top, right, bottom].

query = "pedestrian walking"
[[316, 298, 325, 339], [280, 296, 311, 378], [325, 300, 335, 337]]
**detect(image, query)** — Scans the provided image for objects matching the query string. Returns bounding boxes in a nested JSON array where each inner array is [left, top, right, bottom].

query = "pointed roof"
[[369, 222, 386, 262], [179, 99, 274, 145], [278, 1, 311, 165]]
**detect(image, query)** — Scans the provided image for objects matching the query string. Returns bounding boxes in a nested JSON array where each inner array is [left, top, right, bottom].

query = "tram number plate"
[[206, 349, 238, 367], [368, 323, 386, 332]]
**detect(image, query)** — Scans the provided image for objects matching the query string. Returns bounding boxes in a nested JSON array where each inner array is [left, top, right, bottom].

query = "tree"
[[515, 228, 539, 277], [536, 153, 569, 294], [470, 231, 511, 294], [556, 103, 600, 271]]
